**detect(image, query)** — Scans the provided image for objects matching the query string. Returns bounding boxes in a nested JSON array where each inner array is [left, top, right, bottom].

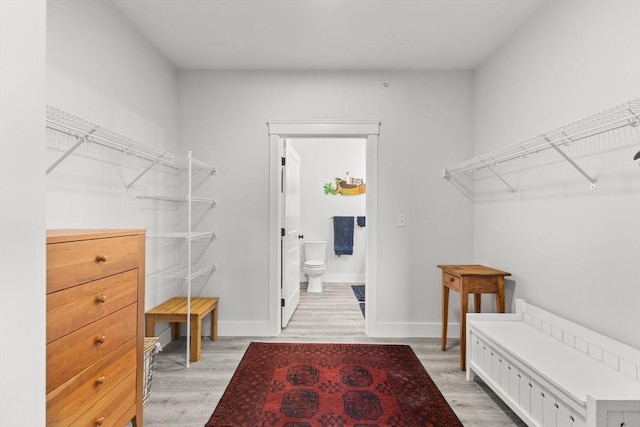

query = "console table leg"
[[442, 285, 449, 351], [460, 290, 469, 371]]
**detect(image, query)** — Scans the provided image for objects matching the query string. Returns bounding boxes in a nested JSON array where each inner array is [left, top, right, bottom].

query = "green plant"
[[323, 182, 336, 195]]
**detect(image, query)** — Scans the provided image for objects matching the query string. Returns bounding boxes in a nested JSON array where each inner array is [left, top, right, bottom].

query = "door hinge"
[[281, 228, 285, 237], [281, 298, 285, 307], [281, 157, 286, 166]]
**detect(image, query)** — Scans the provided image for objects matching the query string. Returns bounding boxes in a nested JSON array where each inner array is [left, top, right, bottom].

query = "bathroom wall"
[[290, 138, 366, 284], [473, 0, 640, 347], [0, 1, 47, 424], [46, 0, 182, 341]]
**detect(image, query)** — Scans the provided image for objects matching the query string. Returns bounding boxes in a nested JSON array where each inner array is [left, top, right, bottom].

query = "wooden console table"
[[437, 264, 511, 371]]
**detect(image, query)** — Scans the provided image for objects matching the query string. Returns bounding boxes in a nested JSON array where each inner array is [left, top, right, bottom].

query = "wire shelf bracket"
[[486, 164, 518, 194], [546, 137, 597, 189], [443, 97, 640, 194]]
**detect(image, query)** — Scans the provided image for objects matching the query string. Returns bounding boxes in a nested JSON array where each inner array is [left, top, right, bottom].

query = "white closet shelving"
[[45, 105, 174, 187], [443, 98, 640, 197], [46, 106, 217, 368], [138, 151, 217, 367]]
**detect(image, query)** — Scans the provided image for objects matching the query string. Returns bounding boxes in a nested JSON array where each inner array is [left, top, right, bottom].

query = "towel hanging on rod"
[[333, 216, 354, 256]]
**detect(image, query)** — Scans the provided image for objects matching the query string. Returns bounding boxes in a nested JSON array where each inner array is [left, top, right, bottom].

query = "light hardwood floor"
[[143, 283, 526, 426]]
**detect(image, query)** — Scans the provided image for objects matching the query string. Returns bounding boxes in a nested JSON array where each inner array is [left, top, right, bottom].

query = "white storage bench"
[[467, 299, 640, 427]]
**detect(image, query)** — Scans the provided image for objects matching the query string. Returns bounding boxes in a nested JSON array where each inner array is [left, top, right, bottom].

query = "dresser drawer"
[[47, 235, 139, 293], [46, 338, 136, 426], [69, 371, 136, 427], [47, 270, 137, 343], [46, 304, 137, 393]]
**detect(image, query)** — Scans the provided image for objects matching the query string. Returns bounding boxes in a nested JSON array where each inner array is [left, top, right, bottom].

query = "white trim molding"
[[267, 120, 380, 336], [267, 120, 381, 137]]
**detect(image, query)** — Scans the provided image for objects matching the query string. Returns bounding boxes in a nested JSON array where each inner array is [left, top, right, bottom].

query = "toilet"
[[303, 241, 327, 293]]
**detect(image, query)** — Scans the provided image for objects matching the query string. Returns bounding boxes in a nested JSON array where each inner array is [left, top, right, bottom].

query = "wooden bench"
[[467, 299, 640, 427], [145, 297, 219, 362]]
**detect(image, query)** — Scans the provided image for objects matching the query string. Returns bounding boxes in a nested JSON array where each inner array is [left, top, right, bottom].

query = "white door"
[[281, 141, 301, 327]]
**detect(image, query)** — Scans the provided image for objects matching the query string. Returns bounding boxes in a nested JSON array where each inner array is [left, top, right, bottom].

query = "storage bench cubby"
[[467, 299, 640, 427]]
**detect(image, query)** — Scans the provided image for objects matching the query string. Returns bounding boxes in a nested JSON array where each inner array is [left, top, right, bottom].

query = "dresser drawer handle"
[[96, 335, 106, 344], [96, 376, 106, 386], [95, 416, 105, 426], [96, 295, 107, 304], [449, 277, 455, 282], [95, 255, 108, 263]]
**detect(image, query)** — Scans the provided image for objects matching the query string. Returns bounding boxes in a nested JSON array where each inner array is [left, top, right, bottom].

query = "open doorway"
[[289, 137, 367, 322], [267, 121, 380, 336]]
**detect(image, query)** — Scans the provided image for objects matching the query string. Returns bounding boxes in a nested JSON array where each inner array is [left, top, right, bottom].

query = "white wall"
[[0, 1, 47, 425], [291, 138, 366, 283], [473, 1, 640, 347], [46, 0, 182, 341], [179, 70, 474, 337]]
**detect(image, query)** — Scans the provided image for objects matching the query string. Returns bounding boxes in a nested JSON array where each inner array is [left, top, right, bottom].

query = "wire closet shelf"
[[443, 98, 640, 194], [46, 105, 175, 182]]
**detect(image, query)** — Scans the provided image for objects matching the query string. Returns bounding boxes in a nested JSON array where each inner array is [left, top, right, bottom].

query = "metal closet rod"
[[444, 98, 640, 179]]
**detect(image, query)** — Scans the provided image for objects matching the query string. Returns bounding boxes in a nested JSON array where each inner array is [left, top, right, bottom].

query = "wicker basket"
[[143, 337, 160, 406]]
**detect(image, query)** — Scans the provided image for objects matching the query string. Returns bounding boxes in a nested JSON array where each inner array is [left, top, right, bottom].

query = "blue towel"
[[357, 216, 366, 227], [333, 216, 354, 256]]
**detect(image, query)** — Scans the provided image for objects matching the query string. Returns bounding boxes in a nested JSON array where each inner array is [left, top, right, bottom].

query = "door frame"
[[267, 120, 380, 335]]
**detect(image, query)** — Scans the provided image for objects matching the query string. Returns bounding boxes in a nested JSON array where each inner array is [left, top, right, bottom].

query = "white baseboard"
[[217, 321, 274, 336], [366, 321, 461, 339], [159, 319, 459, 340]]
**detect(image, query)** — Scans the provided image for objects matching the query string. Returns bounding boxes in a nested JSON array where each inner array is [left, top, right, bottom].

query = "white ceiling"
[[111, 0, 545, 70]]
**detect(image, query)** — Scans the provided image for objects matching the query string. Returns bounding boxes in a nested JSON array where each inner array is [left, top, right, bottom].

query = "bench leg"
[[190, 316, 201, 362], [145, 315, 156, 338], [210, 306, 218, 341], [171, 322, 180, 340]]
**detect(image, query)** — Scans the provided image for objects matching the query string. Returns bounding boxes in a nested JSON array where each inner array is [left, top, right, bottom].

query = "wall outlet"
[[397, 214, 406, 227]]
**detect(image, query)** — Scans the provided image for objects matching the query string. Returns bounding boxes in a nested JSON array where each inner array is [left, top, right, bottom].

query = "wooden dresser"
[[46, 229, 145, 427]]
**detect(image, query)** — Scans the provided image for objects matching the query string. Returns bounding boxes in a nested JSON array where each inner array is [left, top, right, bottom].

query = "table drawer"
[[69, 371, 136, 427], [47, 270, 138, 343], [46, 338, 136, 426], [467, 276, 500, 294], [47, 235, 139, 293], [442, 272, 461, 288], [46, 304, 137, 393]]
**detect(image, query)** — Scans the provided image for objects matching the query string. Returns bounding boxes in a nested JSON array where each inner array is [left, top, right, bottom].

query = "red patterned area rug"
[[205, 342, 462, 427]]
